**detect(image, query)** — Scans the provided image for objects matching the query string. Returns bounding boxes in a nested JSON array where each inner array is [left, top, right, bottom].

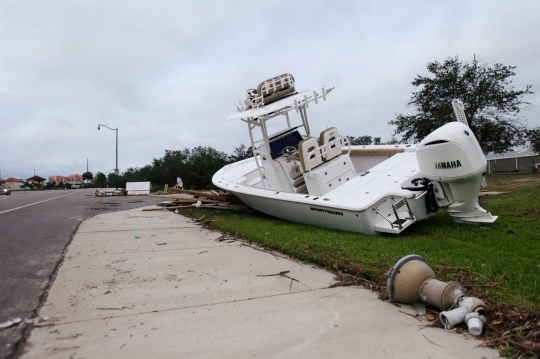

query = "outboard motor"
[[416, 117, 497, 224]]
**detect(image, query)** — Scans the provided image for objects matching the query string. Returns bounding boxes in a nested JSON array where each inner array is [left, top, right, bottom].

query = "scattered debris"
[[45, 346, 80, 355], [143, 189, 251, 212], [257, 270, 311, 291], [398, 310, 421, 322], [0, 316, 54, 330], [55, 333, 82, 340], [423, 334, 444, 348], [94, 189, 127, 197], [0, 318, 22, 329], [319, 292, 340, 298]]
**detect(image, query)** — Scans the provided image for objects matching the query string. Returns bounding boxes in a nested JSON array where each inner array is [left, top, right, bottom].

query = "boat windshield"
[[269, 130, 303, 159]]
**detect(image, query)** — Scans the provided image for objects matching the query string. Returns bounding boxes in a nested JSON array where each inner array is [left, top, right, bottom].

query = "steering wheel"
[[282, 146, 298, 157]]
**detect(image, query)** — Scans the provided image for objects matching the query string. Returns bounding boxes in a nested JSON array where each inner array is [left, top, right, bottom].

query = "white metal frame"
[[452, 99, 469, 127], [234, 86, 335, 189]]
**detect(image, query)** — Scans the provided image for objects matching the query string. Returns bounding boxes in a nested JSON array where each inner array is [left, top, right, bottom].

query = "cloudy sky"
[[1, 0, 539, 180]]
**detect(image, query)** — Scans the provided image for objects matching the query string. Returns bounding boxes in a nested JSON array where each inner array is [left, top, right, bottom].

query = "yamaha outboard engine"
[[415, 102, 497, 224]]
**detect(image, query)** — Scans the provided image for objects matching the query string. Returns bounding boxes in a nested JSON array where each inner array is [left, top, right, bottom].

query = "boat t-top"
[[213, 74, 497, 234]]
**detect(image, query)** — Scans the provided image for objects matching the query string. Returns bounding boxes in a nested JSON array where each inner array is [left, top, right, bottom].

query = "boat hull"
[[232, 190, 378, 234]]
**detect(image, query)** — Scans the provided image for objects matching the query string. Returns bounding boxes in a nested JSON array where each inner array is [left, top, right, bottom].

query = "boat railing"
[[252, 73, 295, 107], [252, 149, 271, 189]]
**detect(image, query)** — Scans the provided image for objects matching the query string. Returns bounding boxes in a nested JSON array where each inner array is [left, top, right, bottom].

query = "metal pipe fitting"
[[420, 279, 465, 311]]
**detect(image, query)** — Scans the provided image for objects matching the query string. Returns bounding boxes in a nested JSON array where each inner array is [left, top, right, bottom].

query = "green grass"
[[178, 173, 540, 310]]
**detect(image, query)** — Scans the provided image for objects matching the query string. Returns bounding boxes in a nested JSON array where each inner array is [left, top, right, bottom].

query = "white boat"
[[212, 74, 497, 234]]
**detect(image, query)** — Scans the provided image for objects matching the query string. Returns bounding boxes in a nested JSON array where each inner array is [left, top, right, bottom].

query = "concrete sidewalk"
[[21, 207, 496, 358]]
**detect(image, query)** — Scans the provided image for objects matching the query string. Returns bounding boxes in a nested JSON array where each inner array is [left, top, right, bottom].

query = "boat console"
[[268, 127, 303, 159]]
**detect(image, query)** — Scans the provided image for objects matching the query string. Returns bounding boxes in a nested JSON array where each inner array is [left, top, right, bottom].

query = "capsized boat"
[[212, 74, 497, 234]]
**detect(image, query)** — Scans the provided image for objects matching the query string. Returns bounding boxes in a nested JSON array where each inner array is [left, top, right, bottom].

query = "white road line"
[[0, 192, 78, 215]]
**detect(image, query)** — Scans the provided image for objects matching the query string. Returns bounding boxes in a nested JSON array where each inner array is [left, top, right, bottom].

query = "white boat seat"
[[319, 127, 342, 161], [256, 73, 295, 105], [297, 137, 323, 173]]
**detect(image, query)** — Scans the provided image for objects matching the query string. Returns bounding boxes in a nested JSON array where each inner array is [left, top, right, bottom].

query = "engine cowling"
[[416, 122, 497, 224], [416, 122, 485, 181]]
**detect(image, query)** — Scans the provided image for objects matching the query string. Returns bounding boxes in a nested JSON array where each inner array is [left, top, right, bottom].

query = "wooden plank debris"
[[144, 190, 251, 212]]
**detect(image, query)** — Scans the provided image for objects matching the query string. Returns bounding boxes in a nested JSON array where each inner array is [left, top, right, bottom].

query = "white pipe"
[[465, 312, 486, 336], [439, 296, 486, 335], [440, 306, 469, 330]]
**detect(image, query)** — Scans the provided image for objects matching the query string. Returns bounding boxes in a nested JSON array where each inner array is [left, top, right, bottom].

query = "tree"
[[122, 147, 228, 190], [529, 127, 540, 154], [95, 172, 107, 188], [182, 146, 229, 189], [346, 135, 385, 145], [228, 144, 253, 162], [348, 135, 373, 145], [82, 171, 93, 183], [390, 56, 534, 153]]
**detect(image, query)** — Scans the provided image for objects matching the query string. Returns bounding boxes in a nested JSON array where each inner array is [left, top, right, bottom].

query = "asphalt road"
[[0, 189, 165, 358]]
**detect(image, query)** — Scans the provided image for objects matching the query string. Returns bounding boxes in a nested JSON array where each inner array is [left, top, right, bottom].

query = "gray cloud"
[[1, 0, 539, 180]]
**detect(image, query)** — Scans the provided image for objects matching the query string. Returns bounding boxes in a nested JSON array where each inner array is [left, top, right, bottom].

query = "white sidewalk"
[[21, 207, 496, 358]]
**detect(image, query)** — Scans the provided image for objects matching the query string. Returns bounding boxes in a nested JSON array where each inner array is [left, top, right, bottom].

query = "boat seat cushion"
[[319, 127, 342, 161], [256, 74, 295, 104], [297, 137, 323, 172]]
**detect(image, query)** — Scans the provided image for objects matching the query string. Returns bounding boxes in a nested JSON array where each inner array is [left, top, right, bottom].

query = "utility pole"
[[98, 124, 119, 190]]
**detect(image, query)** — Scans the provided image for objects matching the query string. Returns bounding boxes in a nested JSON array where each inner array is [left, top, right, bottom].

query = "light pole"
[[97, 124, 119, 190], [27, 168, 35, 176]]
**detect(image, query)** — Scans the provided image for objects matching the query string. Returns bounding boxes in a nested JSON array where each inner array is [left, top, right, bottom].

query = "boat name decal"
[[434, 160, 462, 169], [310, 207, 343, 216]]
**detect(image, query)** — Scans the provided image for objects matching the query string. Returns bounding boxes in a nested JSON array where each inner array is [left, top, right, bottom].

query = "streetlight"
[[27, 168, 35, 176], [97, 124, 119, 190]]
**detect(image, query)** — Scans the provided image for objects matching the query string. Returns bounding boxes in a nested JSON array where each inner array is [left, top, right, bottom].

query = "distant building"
[[48, 175, 64, 184], [0, 177, 5, 185], [486, 149, 540, 173], [48, 174, 83, 184], [4, 177, 24, 190], [67, 174, 83, 182], [26, 175, 47, 189]]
